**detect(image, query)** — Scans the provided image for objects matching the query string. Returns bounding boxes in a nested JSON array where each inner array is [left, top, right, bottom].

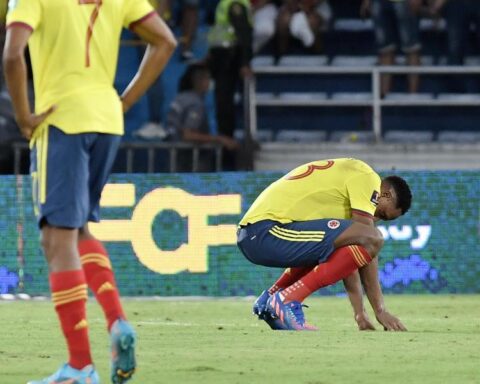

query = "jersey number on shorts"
[[79, 0, 103, 67], [285, 160, 335, 180]]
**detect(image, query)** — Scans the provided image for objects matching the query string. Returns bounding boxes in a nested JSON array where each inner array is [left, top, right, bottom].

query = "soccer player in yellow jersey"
[[237, 158, 412, 331], [3, 0, 176, 383]]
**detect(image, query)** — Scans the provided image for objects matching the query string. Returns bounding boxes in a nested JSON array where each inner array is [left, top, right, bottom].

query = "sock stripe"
[[80, 253, 112, 269], [353, 246, 369, 265], [348, 246, 363, 267], [53, 291, 88, 307], [52, 284, 88, 299], [349, 246, 368, 267]]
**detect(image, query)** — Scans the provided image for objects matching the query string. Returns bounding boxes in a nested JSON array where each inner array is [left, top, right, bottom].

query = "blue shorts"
[[371, 0, 420, 53], [237, 219, 352, 268], [30, 126, 121, 229]]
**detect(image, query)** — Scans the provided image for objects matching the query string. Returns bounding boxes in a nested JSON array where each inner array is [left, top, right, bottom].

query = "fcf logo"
[[90, 184, 241, 274]]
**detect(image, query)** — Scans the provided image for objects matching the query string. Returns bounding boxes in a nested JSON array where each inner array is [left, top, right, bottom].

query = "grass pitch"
[[1, 295, 479, 384]]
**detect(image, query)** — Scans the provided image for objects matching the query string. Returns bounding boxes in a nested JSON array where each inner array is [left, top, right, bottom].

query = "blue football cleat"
[[253, 290, 270, 319], [27, 363, 100, 384], [253, 290, 287, 330], [266, 292, 318, 331], [110, 319, 136, 384]]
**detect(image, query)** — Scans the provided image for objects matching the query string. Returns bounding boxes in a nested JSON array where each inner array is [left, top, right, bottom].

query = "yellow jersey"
[[239, 158, 381, 225], [6, 0, 155, 138]]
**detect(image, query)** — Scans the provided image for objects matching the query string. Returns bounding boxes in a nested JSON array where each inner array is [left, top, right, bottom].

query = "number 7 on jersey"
[[79, 0, 103, 67]]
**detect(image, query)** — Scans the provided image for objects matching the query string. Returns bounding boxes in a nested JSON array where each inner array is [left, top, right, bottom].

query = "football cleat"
[[266, 292, 318, 331], [27, 363, 99, 384], [110, 319, 136, 384], [253, 290, 287, 330], [252, 290, 270, 319]]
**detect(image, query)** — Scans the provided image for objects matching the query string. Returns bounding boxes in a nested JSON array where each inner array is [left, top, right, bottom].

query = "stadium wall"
[[0, 171, 479, 296]]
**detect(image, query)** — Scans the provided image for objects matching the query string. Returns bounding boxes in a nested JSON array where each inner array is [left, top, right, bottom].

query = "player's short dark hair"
[[383, 175, 412, 215], [178, 61, 210, 92]]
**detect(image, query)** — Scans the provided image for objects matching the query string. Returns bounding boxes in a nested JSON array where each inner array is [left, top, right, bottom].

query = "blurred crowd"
[[1, 0, 480, 172]]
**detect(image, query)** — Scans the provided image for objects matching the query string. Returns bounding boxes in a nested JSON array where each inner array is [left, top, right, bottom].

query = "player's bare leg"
[[28, 225, 99, 384], [79, 224, 136, 384]]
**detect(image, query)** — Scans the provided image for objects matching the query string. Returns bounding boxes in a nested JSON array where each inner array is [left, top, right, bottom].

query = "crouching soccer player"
[[237, 158, 412, 331], [3, 0, 176, 382]]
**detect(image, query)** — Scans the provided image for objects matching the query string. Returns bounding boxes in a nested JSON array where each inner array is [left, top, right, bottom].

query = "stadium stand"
[[2, 0, 480, 173]]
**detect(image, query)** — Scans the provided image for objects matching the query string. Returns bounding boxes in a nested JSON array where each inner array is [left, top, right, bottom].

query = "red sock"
[[268, 267, 314, 294], [50, 270, 92, 370], [282, 245, 373, 303], [79, 239, 125, 331]]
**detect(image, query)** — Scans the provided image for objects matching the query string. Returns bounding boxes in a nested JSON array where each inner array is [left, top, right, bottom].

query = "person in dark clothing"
[[166, 62, 238, 172], [207, 0, 253, 151]]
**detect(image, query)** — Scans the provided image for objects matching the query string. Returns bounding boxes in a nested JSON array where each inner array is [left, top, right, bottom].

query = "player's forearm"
[[121, 42, 175, 112], [3, 50, 31, 124], [182, 129, 218, 144], [359, 258, 386, 314], [343, 271, 365, 316], [122, 15, 177, 112]]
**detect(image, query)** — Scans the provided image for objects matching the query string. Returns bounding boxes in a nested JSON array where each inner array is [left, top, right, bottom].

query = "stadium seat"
[[437, 131, 480, 143], [330, 56, 377, 67], [384, 130, 434, 143], [437, 93, 480, 101], [276, 129, 327, 143], [251, 56, 274, 68], [465, 56, 480, 66], [278, 55, 328, 67], [385, 93, 434, 101], [329, 131, 376, 143], [278, 92, 328, 101], [419, 18, 446, 31], [332, 19, 373, 32], [330, 92, 372, 101], [234, 129, 274, 143]]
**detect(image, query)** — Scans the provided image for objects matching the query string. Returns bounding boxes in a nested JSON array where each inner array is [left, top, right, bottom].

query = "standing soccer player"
[[237, 158, 412, 331], [3, 0, 176, 383]]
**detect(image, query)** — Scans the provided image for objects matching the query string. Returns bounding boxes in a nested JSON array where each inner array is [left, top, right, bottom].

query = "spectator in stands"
[[158, 0, 199, 61], [361, 0, 422, 96], [252, 0, 280, 54], [166, 62, 239, 172], [429, 0, 480, 66], [207, 0, 252, 169], [275, 0, 331, 61]]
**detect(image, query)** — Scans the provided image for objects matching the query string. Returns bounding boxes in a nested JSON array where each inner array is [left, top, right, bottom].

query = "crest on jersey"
[[8, 0, 19, 11], [370, 190, 380, 206], [327, 220, 340, 229]]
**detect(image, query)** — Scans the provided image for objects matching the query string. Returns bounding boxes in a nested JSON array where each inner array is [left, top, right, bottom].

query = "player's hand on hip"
[[17, 106, 56, 140], [355, 311, 376, 331], [375, 310, 407, 332]]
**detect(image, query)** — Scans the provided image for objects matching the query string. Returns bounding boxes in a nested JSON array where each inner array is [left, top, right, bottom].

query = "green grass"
[[1, 295, 479, 384]]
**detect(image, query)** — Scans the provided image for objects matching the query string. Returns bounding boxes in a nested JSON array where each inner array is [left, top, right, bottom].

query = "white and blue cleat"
[[110, 319, 137, 384], [27, 363, 100, 384]]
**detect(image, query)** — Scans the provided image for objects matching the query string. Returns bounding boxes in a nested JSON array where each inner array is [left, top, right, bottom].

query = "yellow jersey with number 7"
[[6, 0, 155, 137], [239, 158, 381, 225]]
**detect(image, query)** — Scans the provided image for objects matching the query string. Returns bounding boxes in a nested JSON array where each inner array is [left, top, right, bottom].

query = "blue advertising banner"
[[0, 171, 479, 296]]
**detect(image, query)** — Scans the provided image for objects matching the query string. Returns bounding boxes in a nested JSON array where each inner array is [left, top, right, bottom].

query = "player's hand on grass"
[[355, 311, 376, 331], [17, 106, 56, 140], [375, 310, 407, 331]]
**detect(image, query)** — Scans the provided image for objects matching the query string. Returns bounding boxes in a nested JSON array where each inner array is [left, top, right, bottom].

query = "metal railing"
[[12, 141, 223, 175], [245, 65, 480, 142]]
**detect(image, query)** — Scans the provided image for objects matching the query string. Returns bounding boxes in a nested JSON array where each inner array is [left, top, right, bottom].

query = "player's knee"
[[356, 230, 384, 257], [367, 230, 384, 256]]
